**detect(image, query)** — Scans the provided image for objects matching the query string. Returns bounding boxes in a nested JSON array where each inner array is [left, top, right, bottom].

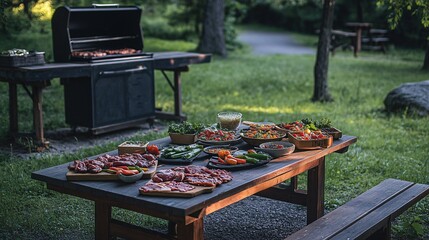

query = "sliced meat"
[[152, 169, 185, 183], [140, 182, 171, 192], [184, 174, 221, 187], [86, 164, 102, 173], [168, 181, 195, 192], [74, 161, 87, 173], [140, 181, 195, 193], [68, 160, 78, 171], [142, 154, 156, 161], [209, 169, 233, 183], [67, 152, 156, 174]]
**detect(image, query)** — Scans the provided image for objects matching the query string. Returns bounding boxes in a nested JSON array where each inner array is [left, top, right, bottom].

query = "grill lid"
[[52, 5, 145, 62]]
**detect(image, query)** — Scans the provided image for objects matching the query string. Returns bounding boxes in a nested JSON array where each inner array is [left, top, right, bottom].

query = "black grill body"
[[52, 5, 155, 133]]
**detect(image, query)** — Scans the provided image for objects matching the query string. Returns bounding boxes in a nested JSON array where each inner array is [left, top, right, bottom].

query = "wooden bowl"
[[321, 127, 342, 140], [255, 141, 295, 158], [118, 141, 148, 155], [169, 133, 197, 145], [118, 170, 144, 183], [288, 133, 333, 150]]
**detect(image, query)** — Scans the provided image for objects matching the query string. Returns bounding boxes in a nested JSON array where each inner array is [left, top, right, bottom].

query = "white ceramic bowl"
[[118, 170, 144, 183], [256, 141, 295, 158]]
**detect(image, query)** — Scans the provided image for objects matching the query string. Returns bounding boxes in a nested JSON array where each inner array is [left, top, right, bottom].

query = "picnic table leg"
[[168, 221, 177, 235], [173, 70, 183, 118], [32, 84, 45, 143], [306, 156, 325, 224], [176, 218, 204, 240], [9, 82, 18, 138], [155, 67, 188, 121], [354, 28, 362, 57], [95, 200, 111, 240]]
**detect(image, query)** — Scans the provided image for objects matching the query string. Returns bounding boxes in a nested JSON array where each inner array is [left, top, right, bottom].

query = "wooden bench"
[[329, 30, 356, 55], [285, 178, 429, 240], [362, 28, 390, 53]]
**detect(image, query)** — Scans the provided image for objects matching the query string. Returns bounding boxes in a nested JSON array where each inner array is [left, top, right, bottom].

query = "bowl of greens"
[[168, 122, 205, 145]]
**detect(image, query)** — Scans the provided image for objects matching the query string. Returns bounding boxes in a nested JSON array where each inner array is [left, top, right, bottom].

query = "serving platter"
[[66, 161, 158, 181], [157, 153, 204, 165], [158, 144, 204, 165], [139, 181, 215, 198], [207, 156, 271, 171], [240, 128, 286, 147], [203, 145, 239, 156], [197, 137, 243, 146]]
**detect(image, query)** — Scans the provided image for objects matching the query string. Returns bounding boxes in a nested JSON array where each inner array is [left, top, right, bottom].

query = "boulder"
[[384, 80, 429, 116]]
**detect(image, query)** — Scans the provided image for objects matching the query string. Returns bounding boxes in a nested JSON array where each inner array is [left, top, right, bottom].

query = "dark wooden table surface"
[[32, 135, 357, 240], [0, 52, 211, 143]]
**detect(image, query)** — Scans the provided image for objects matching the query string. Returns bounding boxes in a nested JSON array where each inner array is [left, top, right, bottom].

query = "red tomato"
[[146, 145, 160, 155]]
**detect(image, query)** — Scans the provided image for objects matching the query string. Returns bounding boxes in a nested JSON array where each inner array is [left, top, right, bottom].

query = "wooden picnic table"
[[32, 135, 357, 239], [345, 22, 372, 57], [0, 52, 211, 144]]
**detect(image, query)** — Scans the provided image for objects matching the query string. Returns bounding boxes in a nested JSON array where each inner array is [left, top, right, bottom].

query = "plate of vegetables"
[[158, 144, 204, 164], [206, 149, 272, 171], [203, 145, 239, 156], [197, 128, 242, 145], [240, 128, 286, 147]]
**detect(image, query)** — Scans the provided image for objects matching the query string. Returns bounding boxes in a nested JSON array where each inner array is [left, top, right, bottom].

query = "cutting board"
[[139, 183, 215, 198], [66, 161, 157, 181]]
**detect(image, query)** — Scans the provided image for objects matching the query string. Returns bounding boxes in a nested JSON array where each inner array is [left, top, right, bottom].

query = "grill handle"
[[92, 4, 119, 8], [99, 66, 147, 76]]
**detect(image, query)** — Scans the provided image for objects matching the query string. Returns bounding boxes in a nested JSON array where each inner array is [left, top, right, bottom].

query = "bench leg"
[[307, 157, 325, 224], [368, 220, 391, 240]]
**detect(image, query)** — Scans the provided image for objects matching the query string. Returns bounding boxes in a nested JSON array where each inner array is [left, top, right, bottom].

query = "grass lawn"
[[0, 30, 428, 239]]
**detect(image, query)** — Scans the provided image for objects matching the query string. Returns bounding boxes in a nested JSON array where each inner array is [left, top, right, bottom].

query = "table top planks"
[[32, 135, 357, 219]]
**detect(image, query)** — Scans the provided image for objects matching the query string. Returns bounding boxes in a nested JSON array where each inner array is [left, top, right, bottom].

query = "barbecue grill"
[[52, 5, 155, 134]]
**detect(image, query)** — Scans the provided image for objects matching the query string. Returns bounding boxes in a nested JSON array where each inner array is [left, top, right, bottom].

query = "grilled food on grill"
[[71, 48, 140, 58]]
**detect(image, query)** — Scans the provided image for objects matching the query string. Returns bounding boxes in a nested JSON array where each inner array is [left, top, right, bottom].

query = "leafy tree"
[[0, 0, 35, 34], [377, 0, 429, 70]]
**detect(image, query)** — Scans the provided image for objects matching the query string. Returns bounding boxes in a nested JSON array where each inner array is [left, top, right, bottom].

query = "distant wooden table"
[[32, 135, 357, 240], [0, 52, 211, 144], [345, 22, 372, 57]]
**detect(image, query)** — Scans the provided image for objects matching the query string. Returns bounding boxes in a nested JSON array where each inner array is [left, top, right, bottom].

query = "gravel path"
[[237, 30, 315, 55], [204, 196, 306, 239]]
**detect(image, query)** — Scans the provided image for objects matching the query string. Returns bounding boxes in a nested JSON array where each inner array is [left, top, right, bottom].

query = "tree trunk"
[[356, 0, 363, 22], [197, 0, 227, 57], [423, 40, 429, 71], [312, 0, 335, 102]]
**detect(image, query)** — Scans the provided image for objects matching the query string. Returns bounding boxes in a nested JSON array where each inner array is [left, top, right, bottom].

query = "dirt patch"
[[0, 121, 167, 158]]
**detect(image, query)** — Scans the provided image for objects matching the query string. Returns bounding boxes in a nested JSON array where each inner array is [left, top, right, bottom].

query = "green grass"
[[1, 28, 429, 239]]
